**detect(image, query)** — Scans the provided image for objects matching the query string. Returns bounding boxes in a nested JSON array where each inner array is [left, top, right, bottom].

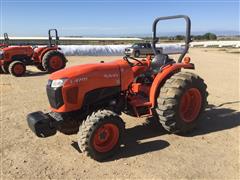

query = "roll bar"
[[3, 33, 9, 45], [48, 29, 59, 46], [152, 15, 191, 63]]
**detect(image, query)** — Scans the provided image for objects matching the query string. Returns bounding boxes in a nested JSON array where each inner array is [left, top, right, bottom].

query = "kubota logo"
[[104, 73, 119, 78], [70, 77, 88, 84]]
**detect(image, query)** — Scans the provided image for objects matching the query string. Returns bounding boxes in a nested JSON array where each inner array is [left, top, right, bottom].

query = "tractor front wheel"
[[8, 61, 26, 77], [78, 110, 125, 161], [42, 50, 66, 73], [156, 72, 208, 134]]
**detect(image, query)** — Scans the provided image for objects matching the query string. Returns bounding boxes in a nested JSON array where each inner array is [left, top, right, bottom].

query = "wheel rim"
[[13, 64, 24, 75], [93, 123, 119, 153], [179, 88, 202, 123], [49, 56, 63, 70]]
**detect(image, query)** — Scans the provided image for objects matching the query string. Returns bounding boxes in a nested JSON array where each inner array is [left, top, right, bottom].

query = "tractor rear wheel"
[[78, 110, 125, 161], [9, 61, 26, 77], [42, 50, 66, 73], [156, 72, 208, 134]]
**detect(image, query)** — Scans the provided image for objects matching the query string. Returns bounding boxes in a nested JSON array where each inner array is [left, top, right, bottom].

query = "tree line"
[[174, 32, 217, 40]]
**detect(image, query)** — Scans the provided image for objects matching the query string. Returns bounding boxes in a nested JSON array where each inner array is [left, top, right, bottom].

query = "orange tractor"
[[0, 29, 67, 76], [27, 15, 208, 161]]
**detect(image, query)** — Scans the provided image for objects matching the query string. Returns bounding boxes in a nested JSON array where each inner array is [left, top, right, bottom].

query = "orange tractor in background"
[[0, 29, 67, 76], [27, 15, 208, 161]]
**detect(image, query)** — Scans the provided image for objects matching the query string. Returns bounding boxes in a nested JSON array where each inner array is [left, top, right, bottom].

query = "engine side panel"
[[117, 59, 149, 91], [116, 59, 134, 91], [2, 46, 33, 61], [83, 86, 121, 106], [49, 62, 121, 112]]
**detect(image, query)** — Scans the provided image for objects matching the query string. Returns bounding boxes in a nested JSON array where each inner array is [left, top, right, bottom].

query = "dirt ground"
[[0, 48, 239, 179]]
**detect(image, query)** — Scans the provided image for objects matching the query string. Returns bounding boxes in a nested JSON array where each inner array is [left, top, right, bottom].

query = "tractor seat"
[[151, 54, 173, 73]]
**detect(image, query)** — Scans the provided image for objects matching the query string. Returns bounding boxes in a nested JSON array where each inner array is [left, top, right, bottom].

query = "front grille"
[[46, 85, 64, 109]]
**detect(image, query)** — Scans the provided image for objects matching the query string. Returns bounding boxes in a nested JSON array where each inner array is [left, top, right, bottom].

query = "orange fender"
[[33, 46, 59, 62], [149, 63, 194, 107], [39, 46, 59, 61]]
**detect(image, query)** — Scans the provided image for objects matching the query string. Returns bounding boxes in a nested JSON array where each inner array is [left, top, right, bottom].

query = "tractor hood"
[[49, 61, 121, 80]]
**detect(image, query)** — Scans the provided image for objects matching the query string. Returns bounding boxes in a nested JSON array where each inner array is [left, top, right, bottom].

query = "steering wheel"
[[123, 56, 144, 66]]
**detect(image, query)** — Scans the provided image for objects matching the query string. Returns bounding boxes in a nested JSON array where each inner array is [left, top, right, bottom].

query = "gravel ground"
[[0, 48, 239, 179]]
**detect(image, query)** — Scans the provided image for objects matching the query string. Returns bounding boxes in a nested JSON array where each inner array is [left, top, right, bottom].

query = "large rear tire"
[[78, 110, 125, 161], [155, 71, 208, 134], [42, 50, 66, 73], [8, 61, 26, 77]]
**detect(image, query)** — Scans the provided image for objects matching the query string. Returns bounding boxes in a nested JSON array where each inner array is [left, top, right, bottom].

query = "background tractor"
[[0, 29, 67, 76], [27, 15, 208, 161]]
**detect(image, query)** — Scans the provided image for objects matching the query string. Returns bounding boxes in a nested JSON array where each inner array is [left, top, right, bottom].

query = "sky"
[[0, 0, 239, 37]]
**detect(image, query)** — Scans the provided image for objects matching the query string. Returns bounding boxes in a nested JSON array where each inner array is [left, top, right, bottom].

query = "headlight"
[[51, 78, 68, 88]]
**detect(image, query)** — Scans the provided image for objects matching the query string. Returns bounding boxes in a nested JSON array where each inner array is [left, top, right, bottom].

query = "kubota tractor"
[[27, 15, 208, 161], [0, 33, 9, 49], [0, 29, 67, 76]]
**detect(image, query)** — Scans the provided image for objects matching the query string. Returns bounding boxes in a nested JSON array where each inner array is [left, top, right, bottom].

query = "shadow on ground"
[[71, 102, 240, 161], [187, 102, 240, 136], [0, 70, 48, 77], [110, 124, 169, 161], [24, 70, 48, 77]]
